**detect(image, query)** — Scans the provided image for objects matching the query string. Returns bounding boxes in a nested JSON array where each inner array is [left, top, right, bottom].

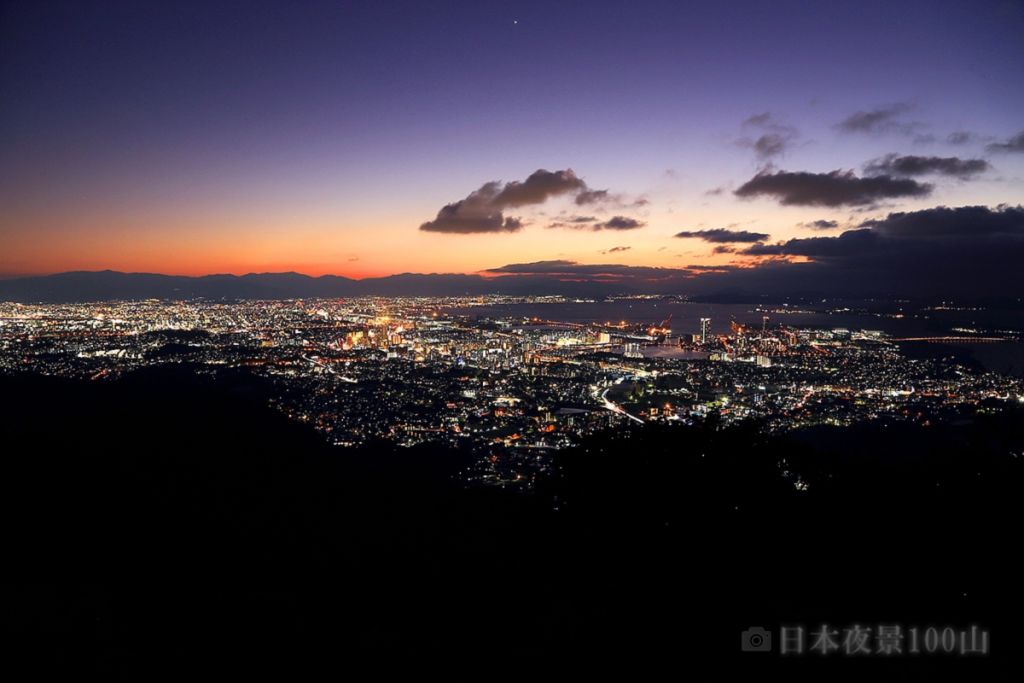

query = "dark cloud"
[[420, 169, 612, 233], [740, 230, 877, 257], [419, 189, 524, 234], [712, 245, 736, 254], [490, 169, 586, 207], [745, 205, 1024, 256], [606, 246, 631, 253], [486, 260, 690, 280], [684, 264, 739, 272], [986, 131, 1024, 153], [726, 204, 1024, 297], [594, 216, 645, 231], [744, 112, 772, 127], [802, 219, 839, 230], [734, 169, 932, 207], [704, 187, 725, 196], [835, 103, 919, 135], [471, 206, 1024, 298], [738, 112, 799, 160], [863, 154, 990, 179], [674, 228, 770, 243], [575, 189, 649, 208], [858, 204, 1024, 238], [547, 215, 596, 228], [752, 134, 790, 159], [548, 215, 645, 231], [947, 131, 974, 145], [575, 189, 610, 205]]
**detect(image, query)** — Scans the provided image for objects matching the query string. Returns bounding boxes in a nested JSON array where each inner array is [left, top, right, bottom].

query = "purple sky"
[[1, 0, 1022, 290]]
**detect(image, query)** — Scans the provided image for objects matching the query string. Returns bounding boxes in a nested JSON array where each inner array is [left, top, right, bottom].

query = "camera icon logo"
[[741, 626, 772, 652]]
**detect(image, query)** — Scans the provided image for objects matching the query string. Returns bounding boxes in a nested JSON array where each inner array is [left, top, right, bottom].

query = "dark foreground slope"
[[2, 369, 1022, 679]]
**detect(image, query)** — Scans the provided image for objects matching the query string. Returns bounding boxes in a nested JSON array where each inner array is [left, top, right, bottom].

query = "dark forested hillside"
[[2, 369, 1022, 678]]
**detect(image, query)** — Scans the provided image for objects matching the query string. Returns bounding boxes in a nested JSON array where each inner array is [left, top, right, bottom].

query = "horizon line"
[[0, 268, 507, 282]]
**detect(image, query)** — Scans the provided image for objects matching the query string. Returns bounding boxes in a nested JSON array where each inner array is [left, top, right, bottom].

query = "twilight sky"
[[2, 0, 1023, 290]]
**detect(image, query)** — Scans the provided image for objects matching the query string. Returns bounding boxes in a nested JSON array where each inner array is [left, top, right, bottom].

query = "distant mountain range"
[[4, 269, 1019, 306], [0, 270, 651, 303]]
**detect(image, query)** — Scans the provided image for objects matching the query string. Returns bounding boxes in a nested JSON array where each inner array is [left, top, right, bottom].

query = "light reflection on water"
[[443, 299, 1024, 376]]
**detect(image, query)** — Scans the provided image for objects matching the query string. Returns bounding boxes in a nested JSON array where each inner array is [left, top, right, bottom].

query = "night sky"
[[1, 0, 1022, 296]]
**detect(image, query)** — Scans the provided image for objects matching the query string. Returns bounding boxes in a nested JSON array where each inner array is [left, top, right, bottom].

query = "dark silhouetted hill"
[[2, 368, 1022, 678], [0, 270, 628, 302]]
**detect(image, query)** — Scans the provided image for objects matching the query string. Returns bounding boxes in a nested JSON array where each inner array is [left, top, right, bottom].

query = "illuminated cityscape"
[[3, 295, 1020, 488]]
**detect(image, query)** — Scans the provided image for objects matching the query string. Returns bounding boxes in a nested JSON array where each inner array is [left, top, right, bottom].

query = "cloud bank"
[[478, 205, 1023, 299], [863, 154, 989, 178], [420, 169, 646, 233], [738, 112, 799, 160], [674, 228, 770, 243], [986, 131, 1024, 154], [735, 169, 932, 207], [726, 205, 1024, 297], [835, 103, 920, 135]]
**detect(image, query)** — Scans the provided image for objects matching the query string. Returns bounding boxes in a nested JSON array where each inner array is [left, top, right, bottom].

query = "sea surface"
[[443, 299, 1024, 376]]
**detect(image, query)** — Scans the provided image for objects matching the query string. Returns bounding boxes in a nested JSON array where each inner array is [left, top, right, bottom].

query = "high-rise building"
[[699, 318, 711, 343]]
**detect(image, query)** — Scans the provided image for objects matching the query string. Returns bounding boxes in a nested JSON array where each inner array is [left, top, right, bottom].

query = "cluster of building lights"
[[2, 297, 1020, 488]]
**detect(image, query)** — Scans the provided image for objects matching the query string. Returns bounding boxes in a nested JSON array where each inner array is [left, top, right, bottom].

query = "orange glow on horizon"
[[0, 198, 821, 279]]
